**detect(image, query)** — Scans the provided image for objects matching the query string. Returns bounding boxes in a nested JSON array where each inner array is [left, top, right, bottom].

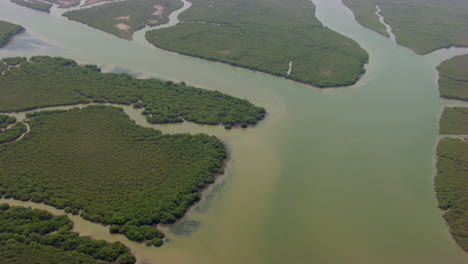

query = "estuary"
[[0, 0, 467, 263]]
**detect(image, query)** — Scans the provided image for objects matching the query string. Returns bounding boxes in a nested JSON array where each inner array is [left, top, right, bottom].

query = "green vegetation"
[[0, 114, 27, 144], [43, 0, 80, 8], [0, 122, 27, 144], [437, 54, 468, 101], [0, 56, 265, 128], [84, 0, 114, 5], [0, 20, 24, 48], [64, 0, 183, 40], [10, 0, 53, 12], [440, 107, 468, 135], [342, 0, 468, 54], [0, 115, 16, 128], [342, 0, 389, 38], [0, 204, 135, 263], [435, 138, 468, 253], [0, 106, 227, 245], [145, 0, 368, 87]]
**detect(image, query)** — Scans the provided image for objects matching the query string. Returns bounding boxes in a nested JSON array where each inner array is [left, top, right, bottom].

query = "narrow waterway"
[[133, 0, 192, 47], [375, 5, 396, 42], [0, 0, 467, 263]]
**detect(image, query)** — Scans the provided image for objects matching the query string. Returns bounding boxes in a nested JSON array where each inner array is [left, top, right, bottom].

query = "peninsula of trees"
[[437, 54, 468, 101], [341, 0, 388, 38], [343, 0, 468, 54], [0, 56, 265, 128], [0, 55, 266, 246], [146, 0, 369, 87], [439, 107, 468, 135], [10, 0, 53, 12], [435, 56, 468, 254], [0, 106, 227, 246], [64, 0, 183, 40], [0, 20, 24, 47], [0, 204, 136, 263], [434, 137, 468, 253], [11, 0, 369, 87]]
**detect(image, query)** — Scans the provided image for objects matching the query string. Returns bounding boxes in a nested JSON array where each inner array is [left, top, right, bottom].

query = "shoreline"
[[144, 41, 368, 89], [0, 101, 253, 244], [0, 24, 25, 48]]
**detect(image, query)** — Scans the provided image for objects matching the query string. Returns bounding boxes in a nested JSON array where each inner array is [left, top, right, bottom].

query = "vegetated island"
[[0, 20, 24, 47], [437, 54, 468, 101], [0, 56, 265, 246], [0, 204, 136, 264], [10, 0, 53, 12], [63, 0, 183, 40], [43, 0, 81, 8], [83, 0, 115, 6], [0, 56, 265, 128], [342, 0, 389, 38], [439, 107, 468, 135], [145, 0, 369, 87], [51, 0, 369, 87], [342, 0, 468, 54], [434, 137, 468, 253], [435, 53, 468, 253], [0, 106, 225, 247]]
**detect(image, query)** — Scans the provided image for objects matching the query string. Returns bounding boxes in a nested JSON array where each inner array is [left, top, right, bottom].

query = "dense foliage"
[[0, 122, 27, 144], [342, 0, 468, 54], [342, 0, 389, 37], [64, 0, 183, 40], [0, 56, 265, 128], [0, 205, 136, 263], [83, 0, 116, 6], [439, 107, 468, 135], [437, 54, 468, 101], [0, 106, 227, 245], [10, 0, 52, 12], [0, 114, 26, 144], [435, 138, 468, 253], [0, 115, 16, 128], [0, 20, 24, 48], [43, 0, 81, 8], [146, 0, 369, 87]]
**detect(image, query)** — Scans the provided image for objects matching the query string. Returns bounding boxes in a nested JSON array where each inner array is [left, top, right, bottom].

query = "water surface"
[[0, 0, 467, 263]]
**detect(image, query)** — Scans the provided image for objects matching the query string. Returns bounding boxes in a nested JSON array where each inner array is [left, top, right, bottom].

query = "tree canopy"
[[0, 205, 136, 263], [0, 56, 265, 128]]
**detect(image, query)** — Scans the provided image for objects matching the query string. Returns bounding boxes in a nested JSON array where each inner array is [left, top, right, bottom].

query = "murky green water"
[[0, 0, 467, 263]]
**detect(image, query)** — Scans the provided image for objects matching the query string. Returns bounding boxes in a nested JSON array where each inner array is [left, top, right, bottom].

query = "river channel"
[[0, 0, 467, 263]]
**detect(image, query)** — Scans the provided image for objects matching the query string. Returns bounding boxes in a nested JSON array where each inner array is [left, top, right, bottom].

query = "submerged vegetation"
[[64, 0, 183, 40], [439, 107, 468, 135], [437, 54, 468, 101], [0, 106, 227, 245], [343, 0, 468, 54], [435, 138, 468, 253], [0, 20, 24, 48], [10, 0, 52, 12], [342, 0, 389, 37], [0, 56, 265, 128], [0, 205, 136, 263], [145, 0, 368, 87]]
